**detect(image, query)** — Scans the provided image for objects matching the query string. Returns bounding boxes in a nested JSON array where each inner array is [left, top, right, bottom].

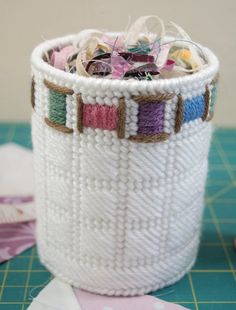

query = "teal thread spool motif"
[[210, 85, 217, 113], [49, 90, 67, 125]]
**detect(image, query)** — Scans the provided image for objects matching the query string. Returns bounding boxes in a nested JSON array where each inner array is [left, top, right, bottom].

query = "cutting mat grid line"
[[0, 123, 235, 310]]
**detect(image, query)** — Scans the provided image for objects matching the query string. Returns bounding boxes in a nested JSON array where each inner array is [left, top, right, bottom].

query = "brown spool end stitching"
[[45, 117, 73, 134], [129, 133, 170, 143], [31, 78, 35, 109], [43, 79, 74, 95], [117, 98, 126, 139], [206, 73, 219, 121], [202, 86, 210, 121], [133, 93, 175, 103], [174, 95, 184, 133], [76, 94, 84, 133]]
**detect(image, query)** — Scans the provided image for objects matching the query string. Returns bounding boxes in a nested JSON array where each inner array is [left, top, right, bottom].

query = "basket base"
[[37, 233, 199, 296]]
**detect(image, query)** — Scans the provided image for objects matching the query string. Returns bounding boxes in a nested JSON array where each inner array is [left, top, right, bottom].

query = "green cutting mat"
[[0, 123, 235, 310]]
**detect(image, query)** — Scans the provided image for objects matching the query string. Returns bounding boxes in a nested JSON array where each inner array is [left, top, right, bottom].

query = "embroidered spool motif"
[[83, 104, 117, 130], [44, 79, 74, 133], [42, 78, 218, 141], [183, 95, 205, 123]]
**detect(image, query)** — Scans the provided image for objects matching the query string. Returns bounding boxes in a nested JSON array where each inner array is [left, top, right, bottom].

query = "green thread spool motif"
[[48, 90, 67, 125], [210, 85, 217, 113]]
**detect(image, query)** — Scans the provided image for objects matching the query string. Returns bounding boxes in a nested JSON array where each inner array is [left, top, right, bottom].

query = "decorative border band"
[[45, 117, 73, 133], [31, 77, 35, 109], [174, 95, 184, 134], [117, 98, 126, 139], [38, 74, 219, 143], [202, 86, 210, 121], [129, 133, 170, 143], [76, 94, 84, 133], [43, 79, 74, 95], [133, 93, 175, 103]]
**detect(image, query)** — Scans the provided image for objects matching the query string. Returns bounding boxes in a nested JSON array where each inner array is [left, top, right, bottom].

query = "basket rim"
[[31, 34, 219, 93]]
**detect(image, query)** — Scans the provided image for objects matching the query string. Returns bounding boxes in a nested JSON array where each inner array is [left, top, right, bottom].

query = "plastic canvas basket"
[[31, 34, 219, 296]]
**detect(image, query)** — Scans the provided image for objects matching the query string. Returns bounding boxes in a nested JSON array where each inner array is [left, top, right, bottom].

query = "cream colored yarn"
[[31, 34, 219, 296]]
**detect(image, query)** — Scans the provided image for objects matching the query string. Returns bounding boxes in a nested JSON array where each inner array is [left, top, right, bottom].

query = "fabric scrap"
[[74, 288, 188, 310], [0, 221, 35, 263], [50, 45, 76, 70], [111, 51, 132, 79], [0, 143, 35, 223], [27, 277, 188, 310], [28, 278, 81, 310]]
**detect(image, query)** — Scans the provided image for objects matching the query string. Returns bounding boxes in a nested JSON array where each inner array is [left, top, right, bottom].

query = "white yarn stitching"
[[65, 95, 74, 129], [124, 98, 139, 138]]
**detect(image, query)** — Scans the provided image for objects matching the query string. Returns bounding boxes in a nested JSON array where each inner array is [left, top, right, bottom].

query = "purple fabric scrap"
[[0, 221, 36, 264], [0, 196, 34, 204]]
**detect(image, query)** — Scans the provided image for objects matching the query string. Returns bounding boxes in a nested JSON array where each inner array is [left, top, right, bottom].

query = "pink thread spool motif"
[[83, 104, 117, 130]]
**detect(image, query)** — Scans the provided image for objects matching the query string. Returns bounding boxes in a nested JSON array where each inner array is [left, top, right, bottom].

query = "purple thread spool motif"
[[137, 101, 165, 135]]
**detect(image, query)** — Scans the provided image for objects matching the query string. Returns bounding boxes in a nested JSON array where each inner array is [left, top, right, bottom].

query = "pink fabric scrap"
[[74, 289, 188, 310], [50, 45, 76, 70], [111, 51, 132, 79], [0, 221, 36, 264], [83, 104, 117, 130], [162, 59, 175, 71]]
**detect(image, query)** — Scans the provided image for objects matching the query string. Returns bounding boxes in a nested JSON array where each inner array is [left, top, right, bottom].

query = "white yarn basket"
[[31, 34, 219, 296]]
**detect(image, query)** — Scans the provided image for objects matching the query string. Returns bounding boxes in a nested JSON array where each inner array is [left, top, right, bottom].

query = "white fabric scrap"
[[0, 143, 35, 223], [28, 278, 81, 310]]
